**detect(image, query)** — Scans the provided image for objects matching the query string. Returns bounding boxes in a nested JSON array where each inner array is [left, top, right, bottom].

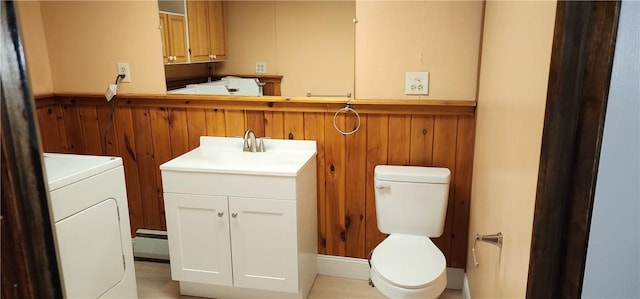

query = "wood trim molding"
[[33, 93, 55, 100], [527, 1, 620, 297], [36, 94, 476, 115], [1, 1, 62, 297]]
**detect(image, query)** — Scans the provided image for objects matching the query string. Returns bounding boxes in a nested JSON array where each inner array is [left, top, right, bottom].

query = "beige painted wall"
[[17, 1, 482, 100], [36, 1, 166, 95], [354, 0, 483, 100], [216, 1, 278, 75], [467, 1, 556, 298], [16, 1, 54, 96], [217, 1, 355, 97]]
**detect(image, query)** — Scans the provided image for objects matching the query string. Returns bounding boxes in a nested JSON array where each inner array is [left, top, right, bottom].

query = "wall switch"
[[405, 72, 429, 95], [255, 62, 266, 74], [117, 62, 131, 83]]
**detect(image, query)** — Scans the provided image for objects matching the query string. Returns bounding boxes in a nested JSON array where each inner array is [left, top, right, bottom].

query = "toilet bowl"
[[371, 165, 451, 299], [370, 234, 447, 299]]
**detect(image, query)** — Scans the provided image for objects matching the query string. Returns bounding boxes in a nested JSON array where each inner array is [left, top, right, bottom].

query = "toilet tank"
[[374, 165, 450, 237]]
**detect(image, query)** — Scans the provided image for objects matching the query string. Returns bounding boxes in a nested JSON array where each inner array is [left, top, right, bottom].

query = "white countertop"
[[160, 136, 317, 177]]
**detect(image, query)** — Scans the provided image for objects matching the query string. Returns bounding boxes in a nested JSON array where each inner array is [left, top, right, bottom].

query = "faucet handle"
[[258, 138, 266, 152]]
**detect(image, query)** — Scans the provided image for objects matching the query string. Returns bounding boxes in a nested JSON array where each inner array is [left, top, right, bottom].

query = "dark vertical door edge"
[[0, 1, 62, 298], [527, 1, 621, 298]]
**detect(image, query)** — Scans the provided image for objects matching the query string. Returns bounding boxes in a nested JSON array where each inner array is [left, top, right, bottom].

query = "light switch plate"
[[405, 72, 429, 95]]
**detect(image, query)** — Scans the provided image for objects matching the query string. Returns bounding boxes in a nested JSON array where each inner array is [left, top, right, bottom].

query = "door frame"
[[1, 1, 62, 298], [0, 1, 622, 297], [527, 1, 621, 297]]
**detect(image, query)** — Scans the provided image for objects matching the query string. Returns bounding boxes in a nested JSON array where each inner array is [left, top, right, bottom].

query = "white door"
[[55, 198, 124, 299], [164, 193, 232, 286], [229, 197, 298, 293]]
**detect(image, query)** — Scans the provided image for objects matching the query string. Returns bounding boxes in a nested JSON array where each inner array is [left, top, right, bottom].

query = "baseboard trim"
[[316, 254, 464, 290], [317, 254, 370, 280], [132, 229, 170, 261], [463, 273, 471, 299]]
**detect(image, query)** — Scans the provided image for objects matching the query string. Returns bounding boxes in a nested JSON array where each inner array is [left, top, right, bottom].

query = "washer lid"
[[44, 153, 122, 191], [374, 165, 450, 184], [371, 234, 446, 289]]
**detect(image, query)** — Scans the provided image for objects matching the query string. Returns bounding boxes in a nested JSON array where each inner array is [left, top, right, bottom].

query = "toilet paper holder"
[[472, 232, 503, 267]]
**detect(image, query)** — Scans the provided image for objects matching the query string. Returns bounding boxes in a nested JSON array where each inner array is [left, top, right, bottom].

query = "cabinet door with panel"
[[164, 193, 232, 286], [229, 197, 298, 293], [186, 0, 226, 62], [159, 13, 188, 64]]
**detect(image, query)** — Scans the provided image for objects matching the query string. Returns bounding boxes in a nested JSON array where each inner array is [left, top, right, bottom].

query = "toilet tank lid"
[[375, 165, 450, 184]]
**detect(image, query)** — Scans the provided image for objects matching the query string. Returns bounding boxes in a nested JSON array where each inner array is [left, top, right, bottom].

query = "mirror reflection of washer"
[[44, 153, 138, 298]]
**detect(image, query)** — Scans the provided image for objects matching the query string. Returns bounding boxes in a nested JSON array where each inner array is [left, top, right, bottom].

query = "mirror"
[[159, 0, 356, 98]]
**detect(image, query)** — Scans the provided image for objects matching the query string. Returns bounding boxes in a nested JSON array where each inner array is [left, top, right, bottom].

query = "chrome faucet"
[[243, 129, 257, 152], [243, 129, 266, 152]]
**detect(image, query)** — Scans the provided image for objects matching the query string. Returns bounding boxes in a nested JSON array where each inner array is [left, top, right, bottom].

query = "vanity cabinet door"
[[164, 193, 232, 286], [229, 197, 298, 293]]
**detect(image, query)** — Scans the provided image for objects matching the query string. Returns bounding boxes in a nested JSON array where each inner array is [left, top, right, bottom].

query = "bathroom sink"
[[160, 136, 317, 176]]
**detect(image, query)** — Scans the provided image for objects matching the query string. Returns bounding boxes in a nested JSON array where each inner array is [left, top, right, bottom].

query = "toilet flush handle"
[[375, 185, 390, 190]]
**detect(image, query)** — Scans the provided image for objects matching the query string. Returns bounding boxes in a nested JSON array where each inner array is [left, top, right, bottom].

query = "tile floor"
[[135, 260, 463, 299]]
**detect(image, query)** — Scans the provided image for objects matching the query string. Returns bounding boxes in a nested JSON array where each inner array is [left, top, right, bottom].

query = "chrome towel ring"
[[333, 104, 361, 135]]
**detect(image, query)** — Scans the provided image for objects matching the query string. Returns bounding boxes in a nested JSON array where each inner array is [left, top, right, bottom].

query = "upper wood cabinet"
[[159, 13, 188, 64], [186, 0, 226, 62]]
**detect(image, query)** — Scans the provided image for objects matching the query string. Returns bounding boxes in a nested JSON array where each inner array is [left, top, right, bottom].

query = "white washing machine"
[[43, 153, 138, 298]]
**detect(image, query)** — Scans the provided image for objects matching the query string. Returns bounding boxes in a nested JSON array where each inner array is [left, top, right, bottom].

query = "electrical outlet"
[[405, 72, 429, 95], [117, 62, 131, 83], [255, 62, 266, 74]]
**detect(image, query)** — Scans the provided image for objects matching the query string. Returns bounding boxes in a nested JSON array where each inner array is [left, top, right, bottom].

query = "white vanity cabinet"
[[164, 193, 298, 292], [163, 193, 232, 286], [160, 136, 317, 299]]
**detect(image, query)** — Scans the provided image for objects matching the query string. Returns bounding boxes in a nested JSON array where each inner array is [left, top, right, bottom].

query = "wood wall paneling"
[[96, 104, 120, 156], [303, 112, 327, 254], [150, 107, 173, 230], [324, 113, 347, 256], [77, 105, 102, 155], [35, 96, 475, 268], [168, 108, 190, 157], [264, 111, 285, 139], [409, 115, 435, 166], [451, 115, 475, 268], [224, 110, 246, 137], [205, 108, 226, 137], [114, 105, 145, 236], [364, 115, 389, 255], [431, 116, 459, 264], [345, 114, 367, 258], [186, 109, 207, 150], [245, 111, 265, 137], [61, 103, 84, 153], [131, 107, 164, 230]]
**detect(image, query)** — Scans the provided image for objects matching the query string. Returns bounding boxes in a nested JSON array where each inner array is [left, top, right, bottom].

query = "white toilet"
[[370, 165, 451, 299]]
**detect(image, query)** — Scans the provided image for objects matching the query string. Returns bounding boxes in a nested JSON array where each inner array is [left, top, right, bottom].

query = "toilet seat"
[[370, 234, 446, 289]]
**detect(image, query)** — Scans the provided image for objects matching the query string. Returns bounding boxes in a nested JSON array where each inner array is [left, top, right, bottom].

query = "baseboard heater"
[[132, 229, 170, 262]]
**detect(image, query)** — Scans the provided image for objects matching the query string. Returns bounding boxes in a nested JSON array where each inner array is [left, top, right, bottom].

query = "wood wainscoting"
[[35, 94, 475, 269]]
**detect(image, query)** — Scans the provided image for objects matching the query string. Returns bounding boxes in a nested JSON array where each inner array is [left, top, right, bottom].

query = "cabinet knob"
[[213, 54, 217, 59], [231, 213, 238, 218], [209, 54, 214, 59], [217, 212, 224, 217]]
